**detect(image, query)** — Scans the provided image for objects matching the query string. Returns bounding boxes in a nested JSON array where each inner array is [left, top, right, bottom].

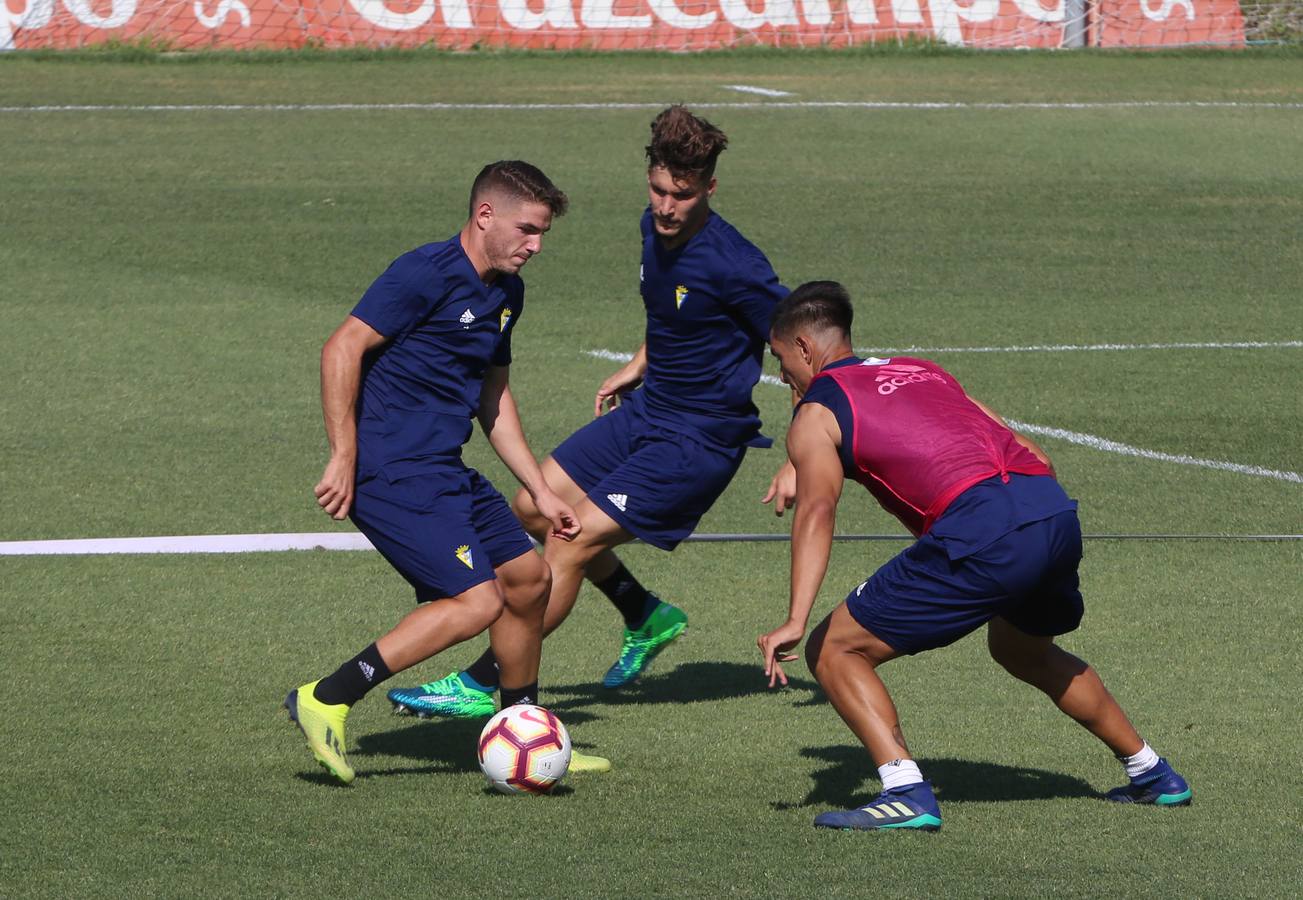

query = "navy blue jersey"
[[349, 234, 523, 477], [637, 208, 788, 448]]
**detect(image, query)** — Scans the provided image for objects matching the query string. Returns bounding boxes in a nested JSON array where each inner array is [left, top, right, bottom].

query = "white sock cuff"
[[878, 758, 924, 791], [1120, 741, 1160, 779]]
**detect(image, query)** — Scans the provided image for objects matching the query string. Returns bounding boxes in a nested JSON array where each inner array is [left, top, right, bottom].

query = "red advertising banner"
[[2, 0, 1245, 51]]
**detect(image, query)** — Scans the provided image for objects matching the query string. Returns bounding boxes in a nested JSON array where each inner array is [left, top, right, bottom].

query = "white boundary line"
[[0, 532, 376, 556], [1004, 420, 1302, 483], [585, 348, 1303, 484], [3, 100, 1303, 114], [723, 85, 795, 98], [2, 531, 1298, 556]]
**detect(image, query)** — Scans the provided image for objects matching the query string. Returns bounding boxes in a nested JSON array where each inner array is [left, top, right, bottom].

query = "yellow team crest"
[[454, 544, 474, 569], [674, 285, 689, 310], [499, 307, 513, 332]]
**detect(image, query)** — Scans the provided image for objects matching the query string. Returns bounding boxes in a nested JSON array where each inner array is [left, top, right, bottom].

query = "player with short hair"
[[758, 281, 1191, 830], [387, 106, 789, 719], [284, 160, 594, 784]]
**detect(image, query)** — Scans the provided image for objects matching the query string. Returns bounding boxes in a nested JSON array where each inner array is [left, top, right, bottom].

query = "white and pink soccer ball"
[[477, 704, 571, 794]]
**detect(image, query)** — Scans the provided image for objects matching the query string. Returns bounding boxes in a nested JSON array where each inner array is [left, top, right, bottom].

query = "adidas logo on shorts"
[[606, 493, 628, 512]]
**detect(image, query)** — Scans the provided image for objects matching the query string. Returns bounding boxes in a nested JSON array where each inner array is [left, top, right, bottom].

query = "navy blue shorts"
[[847, 509, 1085, 655], [551, 398, 746, 551], [349, 466, 536, 602]]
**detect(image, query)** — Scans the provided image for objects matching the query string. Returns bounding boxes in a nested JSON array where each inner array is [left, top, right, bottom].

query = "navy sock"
[[463, 648, 501, 691], [499, 682, 539, 708], [313, 643, 392, 707], [593, 562, 657, 628]]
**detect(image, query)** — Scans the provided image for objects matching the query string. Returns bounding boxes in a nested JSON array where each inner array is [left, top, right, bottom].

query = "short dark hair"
[[645, 105, 729, 184], [770, 281, 854, 341], [469, 160, 569, 218]]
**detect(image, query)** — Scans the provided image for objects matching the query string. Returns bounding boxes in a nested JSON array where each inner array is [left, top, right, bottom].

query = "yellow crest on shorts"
[[455, 544, 474, 569]]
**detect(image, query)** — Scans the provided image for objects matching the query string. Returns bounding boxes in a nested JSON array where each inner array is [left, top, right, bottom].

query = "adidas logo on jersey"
[[606, 493, 628, 512], [459, 308, 475, 326]]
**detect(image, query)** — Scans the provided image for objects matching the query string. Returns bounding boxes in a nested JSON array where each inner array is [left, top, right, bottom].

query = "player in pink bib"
[[757, 281, 1191, 831]]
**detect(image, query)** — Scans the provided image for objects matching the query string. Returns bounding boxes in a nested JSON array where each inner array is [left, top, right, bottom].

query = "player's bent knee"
[[987, 623, 1054, 683], [511, 488, 547, 537], [805, 616, 831, 676], [461, 589, 506, 633], [499, 554, 551, 613]]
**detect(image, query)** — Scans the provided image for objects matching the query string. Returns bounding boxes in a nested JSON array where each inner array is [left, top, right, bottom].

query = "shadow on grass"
[[773, 747, 1100, 810], [347, 711, 606, 779], [547, 661, 819, 714]]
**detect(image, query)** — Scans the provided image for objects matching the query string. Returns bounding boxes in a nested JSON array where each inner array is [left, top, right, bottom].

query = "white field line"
[[859, 340, 1303, 355], [587, 347, 785, 386], [1004, 421, 1302, 484], [0, 532, 376, 556], [723, 85, 795, 98], [2, 531, 1299, 556], [585, 347, 1303, 484], [4, 101, 1303, 114]]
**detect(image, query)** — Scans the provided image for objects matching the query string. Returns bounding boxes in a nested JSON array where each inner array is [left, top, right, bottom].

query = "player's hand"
[[761, 460, 797, 516], [534, 490, 581, 542], [314, 455, 356, 520], [757, 620, 803, 688], [594, 365, 643, 417]]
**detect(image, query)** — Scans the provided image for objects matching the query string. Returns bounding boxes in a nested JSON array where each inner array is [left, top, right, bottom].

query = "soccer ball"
[[477, 704, 571, 794]]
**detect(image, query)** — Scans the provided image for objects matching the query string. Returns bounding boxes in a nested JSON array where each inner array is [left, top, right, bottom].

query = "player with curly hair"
[[387, 107, 788, 729]]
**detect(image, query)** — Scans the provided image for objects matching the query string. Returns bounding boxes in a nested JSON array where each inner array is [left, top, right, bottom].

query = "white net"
[[2, 0, 1262, 52]]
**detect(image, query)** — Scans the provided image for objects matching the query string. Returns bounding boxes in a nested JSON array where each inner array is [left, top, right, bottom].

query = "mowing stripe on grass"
[[4, 101, 1303, 114], [2, 531, 1299, 556], [857, 340, 1303, 355], [585, 348, 1303, 484]]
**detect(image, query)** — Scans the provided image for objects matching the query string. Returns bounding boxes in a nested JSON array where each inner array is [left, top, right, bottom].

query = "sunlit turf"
[[1, 51, 1300, 898], [2, 542, 1300, 897]]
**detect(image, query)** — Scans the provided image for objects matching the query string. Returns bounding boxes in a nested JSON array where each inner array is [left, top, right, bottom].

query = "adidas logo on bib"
[[606, 493, 628, 512]]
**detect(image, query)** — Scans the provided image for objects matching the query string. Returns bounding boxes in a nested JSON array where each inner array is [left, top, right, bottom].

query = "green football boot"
[[387, 672, 497, 719], [602, 600, 688, 689], [284, 679, 354, 785]]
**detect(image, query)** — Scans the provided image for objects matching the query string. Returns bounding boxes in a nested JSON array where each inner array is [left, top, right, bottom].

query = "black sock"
[[499, 682, 539, 708], [593, 562, 657, 628], [313, 643, 392, 707], [464, 647, 501, 691]]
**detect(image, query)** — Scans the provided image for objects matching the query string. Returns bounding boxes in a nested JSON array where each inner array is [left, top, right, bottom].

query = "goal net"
[[2, 0, 1255, 52]]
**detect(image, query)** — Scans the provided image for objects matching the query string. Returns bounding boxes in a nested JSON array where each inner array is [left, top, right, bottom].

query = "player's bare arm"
[[968, 395, 1056, 476], [594, 342, 648, 416], [761, 386, 804, 515], [479, 365, 581, 541], [758, 402, 844, 687], [315, 315, 388, 520]]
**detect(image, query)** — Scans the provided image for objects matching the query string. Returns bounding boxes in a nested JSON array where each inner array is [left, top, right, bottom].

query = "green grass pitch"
[[1, 49, 1300, 898]]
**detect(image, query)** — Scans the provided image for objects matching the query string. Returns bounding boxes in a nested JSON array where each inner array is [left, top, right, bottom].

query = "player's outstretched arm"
[[315, 315, 387, 520], [968, 395, 1056, 476], [594, 342, 647, 416], [761, 387, 802, 514], [758, 403, 844, 687], [479, 365, 580, 541], [761, 460, 797, 515]]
